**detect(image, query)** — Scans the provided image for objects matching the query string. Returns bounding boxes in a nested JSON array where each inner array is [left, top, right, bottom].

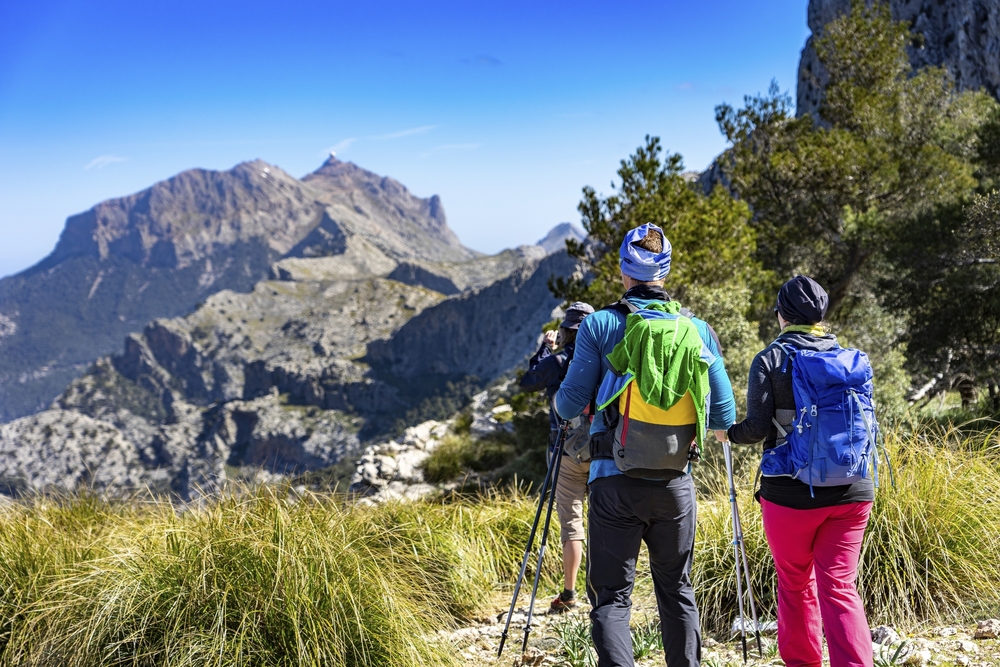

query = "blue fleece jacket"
[[554, 289, 737, 483]]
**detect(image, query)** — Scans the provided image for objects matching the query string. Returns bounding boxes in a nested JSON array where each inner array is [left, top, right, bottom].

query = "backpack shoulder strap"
[[603, 298, 639, 316], [773, 340, 795, 355], [772, 339, 796, 373]]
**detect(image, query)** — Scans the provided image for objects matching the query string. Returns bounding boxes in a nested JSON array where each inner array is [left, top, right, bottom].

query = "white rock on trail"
[[954, 640, 978, 654], [872, 626, 901, 646], [973, 619, 1000, 639], [903, 649, 932, 667]]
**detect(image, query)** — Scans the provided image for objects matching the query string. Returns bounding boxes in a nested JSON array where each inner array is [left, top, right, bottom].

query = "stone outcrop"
[[798, 0, 1000, 118], [367, 251, 574, 383], [349, 420, 450, 504], [0, 410, 151, 494], [974, 619, 1000, 639], [345, 387, 519, 504]]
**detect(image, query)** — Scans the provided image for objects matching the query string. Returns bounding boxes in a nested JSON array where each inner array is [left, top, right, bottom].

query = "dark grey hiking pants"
[[587, 474, 700, 667]]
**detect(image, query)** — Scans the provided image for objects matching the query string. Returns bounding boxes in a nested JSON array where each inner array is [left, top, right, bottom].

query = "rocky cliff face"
[[798, 0, 1000, 118], [368, 252, 574, 382], [0, 155, 476, 422]]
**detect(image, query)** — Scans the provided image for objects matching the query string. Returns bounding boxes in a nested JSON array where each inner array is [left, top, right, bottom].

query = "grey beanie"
[[560, 302, 595, 330]]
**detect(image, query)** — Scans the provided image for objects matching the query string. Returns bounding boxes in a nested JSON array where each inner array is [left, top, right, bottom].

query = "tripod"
[[497, 420, 570, 658], [723, 439, 763, 663]]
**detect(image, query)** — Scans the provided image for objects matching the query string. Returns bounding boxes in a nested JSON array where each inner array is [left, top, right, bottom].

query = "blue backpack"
[[759, 342, 881, 496]]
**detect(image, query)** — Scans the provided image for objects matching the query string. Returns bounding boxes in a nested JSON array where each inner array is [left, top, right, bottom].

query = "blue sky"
[[0, 0, 811, 278]]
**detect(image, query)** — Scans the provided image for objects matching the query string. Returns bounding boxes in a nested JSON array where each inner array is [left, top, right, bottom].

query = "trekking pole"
[[723, 439, 749, 663], [520, 419, 570, 654], [731, 462, 764, 658], [497, 420, 566, 658], [723, 439, 763, 662]]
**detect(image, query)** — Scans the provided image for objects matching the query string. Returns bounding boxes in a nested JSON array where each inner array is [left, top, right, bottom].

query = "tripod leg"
[[521, 430, 567, 653], [724, 441, 749, 663], [734, 498, 764, 657], [497, 438, 558, 658]]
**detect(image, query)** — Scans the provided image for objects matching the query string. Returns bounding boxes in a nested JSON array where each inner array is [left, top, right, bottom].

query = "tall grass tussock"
[[0, 489, 557, 667], [0, 424, 998, 665]]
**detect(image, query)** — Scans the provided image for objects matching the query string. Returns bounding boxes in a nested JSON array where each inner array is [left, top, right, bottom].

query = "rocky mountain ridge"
[[798, 0, 1000, 117], [0, 155, 477, 422], [0, 233, 574, 497]]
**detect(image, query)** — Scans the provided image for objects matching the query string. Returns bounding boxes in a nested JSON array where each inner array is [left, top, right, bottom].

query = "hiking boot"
[[549, 592, 578, 613]]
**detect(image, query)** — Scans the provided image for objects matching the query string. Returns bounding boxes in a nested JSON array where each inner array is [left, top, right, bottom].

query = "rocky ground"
[[438, 599, 1000, 667]]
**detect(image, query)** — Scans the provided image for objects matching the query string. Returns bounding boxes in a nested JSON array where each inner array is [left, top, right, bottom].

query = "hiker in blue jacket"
[[555, 223, 736, 667]]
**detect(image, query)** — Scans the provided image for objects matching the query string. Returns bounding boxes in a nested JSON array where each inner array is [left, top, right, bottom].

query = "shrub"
[[420, 410, 551, 488], [422, 434, 474, 483]]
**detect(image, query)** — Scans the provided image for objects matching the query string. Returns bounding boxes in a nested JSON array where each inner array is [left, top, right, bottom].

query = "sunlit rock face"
[[798, 0, 1000, 118]]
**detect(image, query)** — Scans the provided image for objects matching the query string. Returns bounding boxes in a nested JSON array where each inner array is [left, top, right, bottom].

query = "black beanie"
[[776, 276, 829, 325]]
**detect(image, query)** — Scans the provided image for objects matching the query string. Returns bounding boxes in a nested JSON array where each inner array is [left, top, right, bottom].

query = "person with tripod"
[[519, 301, 595, 612], [727, 276, 876, 667], [554, 223, 736, 667]]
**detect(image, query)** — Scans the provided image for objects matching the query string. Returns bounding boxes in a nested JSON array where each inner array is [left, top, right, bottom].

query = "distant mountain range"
[[0, 154, 578, 496], [0, 155, 507, 423]]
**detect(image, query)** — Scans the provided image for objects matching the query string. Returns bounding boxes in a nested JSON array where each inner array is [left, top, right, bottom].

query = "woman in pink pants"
[[728, 276, 875, 667]]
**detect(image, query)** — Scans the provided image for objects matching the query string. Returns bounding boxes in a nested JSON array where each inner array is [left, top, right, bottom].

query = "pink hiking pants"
[[760, 499, 874, 667]]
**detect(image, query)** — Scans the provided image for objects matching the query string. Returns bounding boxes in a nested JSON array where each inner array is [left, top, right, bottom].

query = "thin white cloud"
[[677, 82, 696, 91], [420, 143, 480, 158], [327, 138, 357, 154], [84, 155, 129, 169], [322, 126, 436, 158], [376, 125, 436, 140], [468, 55, 502, 66]]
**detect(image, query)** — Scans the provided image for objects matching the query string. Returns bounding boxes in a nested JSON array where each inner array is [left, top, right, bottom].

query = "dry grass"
[[0, 488, 555, 667], [1, 425, 998, 664]]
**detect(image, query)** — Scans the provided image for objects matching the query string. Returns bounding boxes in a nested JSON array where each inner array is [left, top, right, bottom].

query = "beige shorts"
[[552, 453, 590, 542]]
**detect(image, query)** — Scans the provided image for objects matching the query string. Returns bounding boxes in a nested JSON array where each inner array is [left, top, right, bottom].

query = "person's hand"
[[714, 429, 729, 443], [543, 330, 558, 349]]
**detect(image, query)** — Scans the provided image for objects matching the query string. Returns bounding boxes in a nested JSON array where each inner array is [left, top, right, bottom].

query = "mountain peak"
[[303, 156, 473, 260], [536, 222, 585, 255], [40, 161, 315, 272]]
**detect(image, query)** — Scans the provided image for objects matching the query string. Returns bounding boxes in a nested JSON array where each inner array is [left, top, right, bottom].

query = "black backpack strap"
[[589, 400, 619, 459]]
